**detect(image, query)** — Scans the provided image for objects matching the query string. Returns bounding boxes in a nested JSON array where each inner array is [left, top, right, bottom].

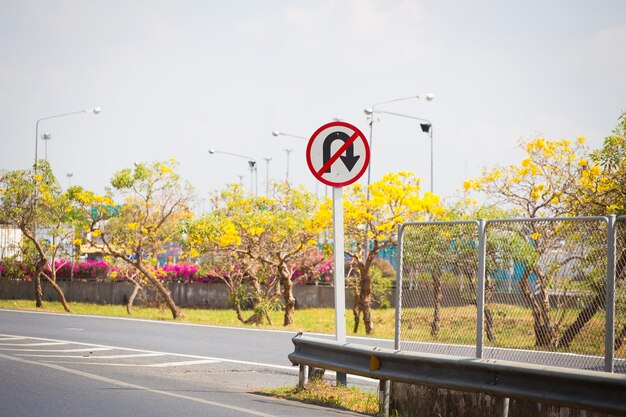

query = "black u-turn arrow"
[[322, 131, 360, 173]]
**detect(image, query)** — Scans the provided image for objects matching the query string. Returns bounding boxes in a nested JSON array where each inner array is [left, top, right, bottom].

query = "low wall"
[[0, 280, 357, 309], [0, 280, 585, 310], [391, 382, 619, 417]]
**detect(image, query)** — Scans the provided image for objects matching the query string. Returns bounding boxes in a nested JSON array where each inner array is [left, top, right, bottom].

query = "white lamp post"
[[35, 107, 101, 170], [263, 157, 272, 196], [208, 149, 258, 196], [364, 94, 433, 190], [364, 108, 434, 193]]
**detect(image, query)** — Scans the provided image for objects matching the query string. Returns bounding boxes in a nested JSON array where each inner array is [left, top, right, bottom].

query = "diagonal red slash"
[[316, 131, 361, 176]]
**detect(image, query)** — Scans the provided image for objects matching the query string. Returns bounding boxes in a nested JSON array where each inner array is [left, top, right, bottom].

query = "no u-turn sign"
[[306, 121, 370, 187]]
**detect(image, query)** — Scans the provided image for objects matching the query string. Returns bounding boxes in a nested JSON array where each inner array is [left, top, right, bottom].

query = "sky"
[[1, 0, 625, 213]]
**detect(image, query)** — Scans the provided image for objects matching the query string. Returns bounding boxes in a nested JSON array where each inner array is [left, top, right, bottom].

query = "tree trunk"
[[33, 270, 43, 308], [519, 265, 556, 347], [279, 264, 296, 326], [431, 267, 443, 337], [614, 323, 626, 352], [126, 282, 142, 315], [558, 251, 624, 348], [42, 275, 71, 313], [461, 266, 496, 342], [558, 291, 604, 348], [359, 265, 374, 335], [136, 263, 184, 319], [234, 302, 246, 323]]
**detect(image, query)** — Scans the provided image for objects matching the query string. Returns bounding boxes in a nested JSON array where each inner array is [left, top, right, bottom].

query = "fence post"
[[605, 215, 616, 372], [395, 224, 405, 351], [477, 219, 486, 359]]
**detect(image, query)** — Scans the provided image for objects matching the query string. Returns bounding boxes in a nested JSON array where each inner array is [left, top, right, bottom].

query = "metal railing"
[[289, 333, 626, 416], [397, 215, 625, 373]]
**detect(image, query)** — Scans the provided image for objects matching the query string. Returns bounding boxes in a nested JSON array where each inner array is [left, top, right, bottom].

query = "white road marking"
[[0, 341, 67, 347], [49, 359, 223, 368], [0, 332, 376, 383], [16, 352, 165, 359], [0, 353, 279, 417], [0, 336, 26, 341], [0, 347, 112, 353]]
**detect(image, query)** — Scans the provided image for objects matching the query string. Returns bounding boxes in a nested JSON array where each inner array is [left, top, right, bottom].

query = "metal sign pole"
[[333, 186, 347, 385], [307, 121, 369, 387]]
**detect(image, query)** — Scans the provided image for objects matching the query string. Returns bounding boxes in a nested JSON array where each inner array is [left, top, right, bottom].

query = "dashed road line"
[[0, 341, 67, 347], [0, 347, 113, 353], [0, 353, 279, 417], [15, 352, 165, 359]]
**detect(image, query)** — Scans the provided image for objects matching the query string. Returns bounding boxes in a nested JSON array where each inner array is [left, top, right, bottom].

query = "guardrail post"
[[380, 379, 390, 417], [605, 215, 616, 372], [477, 219, 486, 359], [495, 397, 510, 417], [298, 364, 309, 388]]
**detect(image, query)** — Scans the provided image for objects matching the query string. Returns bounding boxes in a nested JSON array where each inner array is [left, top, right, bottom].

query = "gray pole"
[[429, 126, 434, 193], [333, 186, 347, 386], [476, 219, 486, 359], [605, 215, 616, 372]]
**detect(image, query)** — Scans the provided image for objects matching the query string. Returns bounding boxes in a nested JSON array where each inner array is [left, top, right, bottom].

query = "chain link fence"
[[397, 216, 625, 374], [397, 221, 479, 357], [483, 218, 607, 370], [615, 216, 626, 365]]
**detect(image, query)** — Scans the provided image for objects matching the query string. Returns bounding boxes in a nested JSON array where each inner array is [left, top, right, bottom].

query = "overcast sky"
[[1, 0, 624, 212]]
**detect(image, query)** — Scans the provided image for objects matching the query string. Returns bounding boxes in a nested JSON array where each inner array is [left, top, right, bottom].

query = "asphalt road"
[[0, 309, 383, 417]]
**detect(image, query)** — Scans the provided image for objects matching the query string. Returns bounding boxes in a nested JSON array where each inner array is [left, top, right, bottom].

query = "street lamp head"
[[271, 131, 281, 137], [87, 107, 102, 115], [41, 132, 52, 140], [208, 149, 216, 154], [363, 108, 373, 116], [420, 123, 432, 133], [422, 93, 434, 101]]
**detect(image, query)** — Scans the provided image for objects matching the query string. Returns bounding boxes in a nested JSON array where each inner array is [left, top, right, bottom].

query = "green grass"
[[0, 299, 615, 356], [0, 299, 397, 338], [265, 379, 380, 415]]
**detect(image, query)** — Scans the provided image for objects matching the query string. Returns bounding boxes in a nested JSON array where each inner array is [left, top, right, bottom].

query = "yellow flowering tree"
[[189, 183, 321, 326], [0, 161, 75, 312], [78, 159, 194, 319], [570, 112, 626, 216], [314, 172, 444, 335], [464, 137, 607, 348], [559, 113, 626, 348], [463, 137, 589, 218]]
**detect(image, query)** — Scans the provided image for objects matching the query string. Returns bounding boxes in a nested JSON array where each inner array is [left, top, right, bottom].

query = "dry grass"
[[265, 378, 380, 415]]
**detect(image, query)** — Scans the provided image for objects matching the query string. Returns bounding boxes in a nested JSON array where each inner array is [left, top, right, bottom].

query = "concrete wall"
[[0, 280, 356, 309], [391, 382, 620, 417], [0, 280, 583, 310]]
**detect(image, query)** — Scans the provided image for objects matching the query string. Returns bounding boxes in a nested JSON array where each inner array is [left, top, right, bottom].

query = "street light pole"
[[364, 94, 433, 192], [263, 157, 272, 196], [208, 149, 258, 196], [35, 107, 102, 170], [41, 133, 52, 161], [365, 109, 434, 193], [272, 130, 324, 196], [32, 106, 101, 306], [284, 149, 293, 183]]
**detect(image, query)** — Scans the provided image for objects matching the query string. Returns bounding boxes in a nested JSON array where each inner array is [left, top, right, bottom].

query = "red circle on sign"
[[306, 121, 370, 187]]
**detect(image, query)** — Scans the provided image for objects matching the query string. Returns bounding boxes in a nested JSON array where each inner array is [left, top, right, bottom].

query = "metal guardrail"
[[288, 333, 626, 416]]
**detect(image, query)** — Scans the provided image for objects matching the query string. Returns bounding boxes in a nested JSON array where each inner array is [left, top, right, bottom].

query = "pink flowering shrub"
[[54, 260, 110, 280]]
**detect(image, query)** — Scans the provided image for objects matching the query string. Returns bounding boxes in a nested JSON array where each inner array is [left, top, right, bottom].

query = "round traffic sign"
[[306, 121, 370, 187]]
